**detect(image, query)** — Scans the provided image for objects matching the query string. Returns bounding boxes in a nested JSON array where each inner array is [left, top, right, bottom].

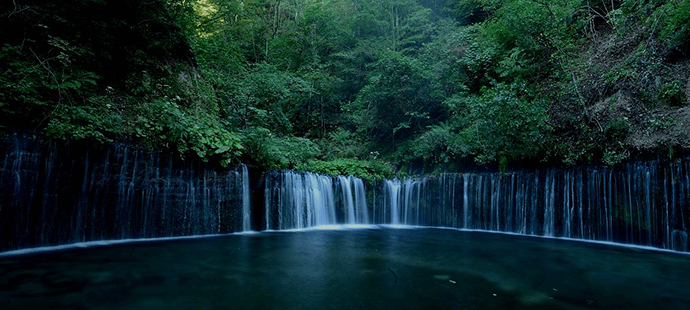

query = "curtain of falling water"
[[264, 164, 689, 252], [0, 133, 251, 252], [4, 132, 690, 253], [379, 163, 689, 252], [264, 171, 369, 230]]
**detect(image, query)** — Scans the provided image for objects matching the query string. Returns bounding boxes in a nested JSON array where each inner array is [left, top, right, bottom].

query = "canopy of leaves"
[[1, 0, 689, 175]]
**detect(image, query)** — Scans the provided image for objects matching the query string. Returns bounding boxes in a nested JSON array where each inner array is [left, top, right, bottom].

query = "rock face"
[[0, 133, 249, 252]]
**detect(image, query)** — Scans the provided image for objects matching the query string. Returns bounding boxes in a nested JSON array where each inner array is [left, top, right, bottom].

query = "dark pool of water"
[[1, 227, 689, 310]]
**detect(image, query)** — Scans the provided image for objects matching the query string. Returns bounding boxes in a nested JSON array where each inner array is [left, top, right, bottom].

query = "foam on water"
[[3, 224, 688, 258], [0, 234, 234, 257], [266, 224, 380, 233]]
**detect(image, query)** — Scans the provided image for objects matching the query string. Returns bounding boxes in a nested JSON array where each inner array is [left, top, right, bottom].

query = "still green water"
[[1, 227, 688, 309]]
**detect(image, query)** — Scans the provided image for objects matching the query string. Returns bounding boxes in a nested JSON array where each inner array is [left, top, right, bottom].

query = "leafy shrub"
[[45, 97, 121, 143], [240, 127, 319, 169], [640, 80, 686, 108], [602, 118, 630, 166], [128, 98, 243, 167], [659, 81, 686, 107], [603, 145, 630, 166], [605, 118, 631, 140], [299, 158, 394, 181], [650, 116, 678, 130], [0, 43, 99, 128], [409, 122, 454, 164], [318, 129, 366, 160], [660, 0, 690, 50]]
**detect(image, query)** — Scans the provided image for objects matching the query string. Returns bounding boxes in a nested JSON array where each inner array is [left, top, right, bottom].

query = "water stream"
[[266, 163, 690, 252], [0, 133, 251, 252], [1, 133, 690, 253], [375, 165, 689, 252]]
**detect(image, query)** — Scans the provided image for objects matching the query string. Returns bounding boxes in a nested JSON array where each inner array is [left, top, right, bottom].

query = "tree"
[[459, 82, 549, 164], [351, 51, 444, 148]]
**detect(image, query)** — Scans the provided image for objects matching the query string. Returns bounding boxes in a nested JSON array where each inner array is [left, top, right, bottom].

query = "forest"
[[1, 0, 689, 178]]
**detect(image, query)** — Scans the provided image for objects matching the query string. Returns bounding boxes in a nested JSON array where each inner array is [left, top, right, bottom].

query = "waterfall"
[[543, 170, 555, 237], [242, 165, 251, 231], [338, 176, 356, 223], [264, 171, 369, 229], [375, 165, 690, 252], [336, 176, 370, 224], [0, 133, 249, 252], [384, 179, 402, 224], [352, 177, 369, 224], [4, 133, 690, 254], [305, 173, 337, 226]]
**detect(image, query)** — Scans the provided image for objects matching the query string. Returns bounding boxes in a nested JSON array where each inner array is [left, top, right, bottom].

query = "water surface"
[[1, 227, 688, 309]]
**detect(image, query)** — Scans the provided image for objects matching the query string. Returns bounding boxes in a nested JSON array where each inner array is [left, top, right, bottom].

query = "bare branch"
[[29, 48, 65, 130], [10, 0, 17, 16]]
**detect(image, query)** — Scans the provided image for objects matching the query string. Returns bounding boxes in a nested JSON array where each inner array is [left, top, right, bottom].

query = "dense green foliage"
[[0, 0, 243, 166], [1, 0, 689, 176]]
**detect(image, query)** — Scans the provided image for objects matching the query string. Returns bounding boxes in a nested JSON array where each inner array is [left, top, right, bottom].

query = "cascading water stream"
[[0, 133, 251, 252], [264, 171, 369, 229], [336, 175, 370, 224], [352, 177, 369, 224], [3, 133, 690, 254], [377, 164, 690, 252], [242, 165, 251, 231], [338, 176, 357, 224], [385, 180, 402, 225]]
